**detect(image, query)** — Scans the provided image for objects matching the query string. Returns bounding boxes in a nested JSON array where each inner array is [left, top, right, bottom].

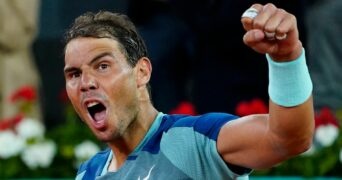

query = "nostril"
[[88, 81, 97, 89], [80, 83, 96, 91], [80, 78, 98, 91], [89, 85, 96, 90], [81, 83, 97, 92], [80, 87, 87, 92]]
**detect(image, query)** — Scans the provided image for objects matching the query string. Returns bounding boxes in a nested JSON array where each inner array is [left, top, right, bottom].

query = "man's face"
[[64, 37, 140, 142]]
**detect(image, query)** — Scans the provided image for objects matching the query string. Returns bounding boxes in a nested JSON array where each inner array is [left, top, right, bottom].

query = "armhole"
[[226, 162, 253, 176]]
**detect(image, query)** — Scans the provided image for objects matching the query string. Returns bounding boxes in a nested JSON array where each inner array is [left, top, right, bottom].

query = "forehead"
[[64, 37, 125, 64]]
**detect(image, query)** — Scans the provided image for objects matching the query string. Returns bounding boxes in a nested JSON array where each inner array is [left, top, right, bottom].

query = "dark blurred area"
[[33, 0, 308, 128]]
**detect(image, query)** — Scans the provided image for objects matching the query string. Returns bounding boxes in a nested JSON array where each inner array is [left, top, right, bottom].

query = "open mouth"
[[87, 101, 107, 123]]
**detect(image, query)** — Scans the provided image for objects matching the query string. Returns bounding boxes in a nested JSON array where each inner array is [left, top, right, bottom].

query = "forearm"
[[267, 49, 314, 155], [268, 97, 314, 155]]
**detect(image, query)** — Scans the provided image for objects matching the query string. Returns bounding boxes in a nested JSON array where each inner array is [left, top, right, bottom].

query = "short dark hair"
[[64, 11, 148, 67], [64, 11, 152, 98]]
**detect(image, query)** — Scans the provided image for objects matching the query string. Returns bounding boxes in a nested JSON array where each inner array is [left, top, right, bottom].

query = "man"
[[64, 3, 314, 179]]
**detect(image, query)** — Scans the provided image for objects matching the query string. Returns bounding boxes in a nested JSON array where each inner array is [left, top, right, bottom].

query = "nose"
[[80, 72, 98, 92]]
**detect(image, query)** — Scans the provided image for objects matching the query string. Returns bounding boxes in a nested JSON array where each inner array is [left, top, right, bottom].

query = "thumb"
[[243, 29, 264, 45]]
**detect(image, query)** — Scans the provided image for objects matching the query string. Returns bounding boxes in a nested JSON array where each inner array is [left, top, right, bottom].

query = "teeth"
[[87, 101, 99, 107]]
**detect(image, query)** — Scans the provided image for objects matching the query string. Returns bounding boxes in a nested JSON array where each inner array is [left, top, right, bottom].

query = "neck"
[[108, 102, 158, 169]]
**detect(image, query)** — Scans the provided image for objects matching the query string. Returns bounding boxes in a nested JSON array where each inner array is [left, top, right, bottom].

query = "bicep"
[[217, 114, 286, 169]]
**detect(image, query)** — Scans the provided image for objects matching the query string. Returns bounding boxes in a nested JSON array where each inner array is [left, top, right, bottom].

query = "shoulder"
[[165, 112, 238, 121], [160, 113, 249, 179], [163, 112, 239, 140], [76, 148, 111, 180], [141, 113, 238, 153]]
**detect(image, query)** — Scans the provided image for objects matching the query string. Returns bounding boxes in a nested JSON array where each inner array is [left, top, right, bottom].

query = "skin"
[[217, 3, 314, 169], [64, 3, 314, 172], [64, 38, 158, 169]]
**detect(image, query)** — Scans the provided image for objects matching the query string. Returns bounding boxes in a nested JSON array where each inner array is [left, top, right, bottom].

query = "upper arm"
[[217, 114, 285, 169], [217, 97, 314, 170]]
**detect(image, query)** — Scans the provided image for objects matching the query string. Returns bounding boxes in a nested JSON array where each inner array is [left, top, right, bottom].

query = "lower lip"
[[92, 119, 107, 130]]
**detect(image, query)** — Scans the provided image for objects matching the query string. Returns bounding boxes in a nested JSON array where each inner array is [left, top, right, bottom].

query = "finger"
[[241, 4, 263, 31], [253, 3, 278, 30], [264, 32, 276, 41], [243, 29, 265, 45], [275, 33, 287, 41], [243, 30, 276, 54], [263, 8, 287, 40], [241, 7, 258, 19], [265, 12, 296, 41], [275, 13, 297, 38]]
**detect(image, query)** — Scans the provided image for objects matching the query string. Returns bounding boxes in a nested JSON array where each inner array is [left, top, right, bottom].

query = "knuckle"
[[253, 20, 264, 29], [265, 3, 276, 10], [252, 3, 263, 9], [277, 9, 286, 15], [276, 23, 287, 33], [289, 14, 297, 22], [264, 25, 275, 33]]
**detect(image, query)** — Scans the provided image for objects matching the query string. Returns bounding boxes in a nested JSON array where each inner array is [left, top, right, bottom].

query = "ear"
[[135, 57, 152, 88]]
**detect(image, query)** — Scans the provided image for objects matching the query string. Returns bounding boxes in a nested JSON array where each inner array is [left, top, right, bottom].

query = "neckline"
[[130, 112, 164, 155], [101, 112, 164, 175]]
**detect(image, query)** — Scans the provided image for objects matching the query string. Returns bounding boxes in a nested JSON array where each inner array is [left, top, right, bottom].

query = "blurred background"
[[0, 0, 341, 179]]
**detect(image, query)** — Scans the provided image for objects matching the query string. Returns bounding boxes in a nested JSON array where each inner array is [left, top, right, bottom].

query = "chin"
[[95, 134, 112, 143], [94, 130, 119, 143]]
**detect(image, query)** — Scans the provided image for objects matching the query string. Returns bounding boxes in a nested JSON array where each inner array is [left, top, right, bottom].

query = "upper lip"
[[83, 98, 105, 109]]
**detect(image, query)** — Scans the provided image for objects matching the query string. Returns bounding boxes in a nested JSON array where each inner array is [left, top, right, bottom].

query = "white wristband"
[[266, 48, 313, 107]]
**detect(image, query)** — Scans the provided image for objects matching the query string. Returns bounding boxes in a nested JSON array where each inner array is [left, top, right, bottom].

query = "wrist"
[[269, 41, 303, 62], [267, 48, 313, 107]]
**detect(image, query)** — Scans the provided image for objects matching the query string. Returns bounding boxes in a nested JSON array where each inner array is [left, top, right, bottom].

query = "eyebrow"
[[64, 52, 115, 74]]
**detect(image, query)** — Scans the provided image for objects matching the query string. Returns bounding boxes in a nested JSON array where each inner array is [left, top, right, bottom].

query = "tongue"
[[94, 111, 106, 122]]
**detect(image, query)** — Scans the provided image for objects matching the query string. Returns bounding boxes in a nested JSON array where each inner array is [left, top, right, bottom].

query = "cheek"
[[106, 72, 136, 96], [113, 78, 136, 99], [66, 88, 84, 121], [66, 83, 80, 107], [105, 77, 138, 115], [66, 80, 78, 90]]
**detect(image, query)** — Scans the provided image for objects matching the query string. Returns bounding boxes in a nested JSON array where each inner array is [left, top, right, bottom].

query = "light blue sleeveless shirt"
[[76, 112, 251, 180]]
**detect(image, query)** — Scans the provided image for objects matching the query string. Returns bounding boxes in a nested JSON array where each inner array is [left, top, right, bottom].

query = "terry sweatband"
[[266, 48, 312, 107]]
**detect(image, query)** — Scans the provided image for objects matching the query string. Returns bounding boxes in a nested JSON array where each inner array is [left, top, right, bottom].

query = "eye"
[[98, 63, 109, 71], [68, 71, 81, 79]]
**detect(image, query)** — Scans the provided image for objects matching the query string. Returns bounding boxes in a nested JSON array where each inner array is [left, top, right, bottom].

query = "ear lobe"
[[136, 57, 152, 87]]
